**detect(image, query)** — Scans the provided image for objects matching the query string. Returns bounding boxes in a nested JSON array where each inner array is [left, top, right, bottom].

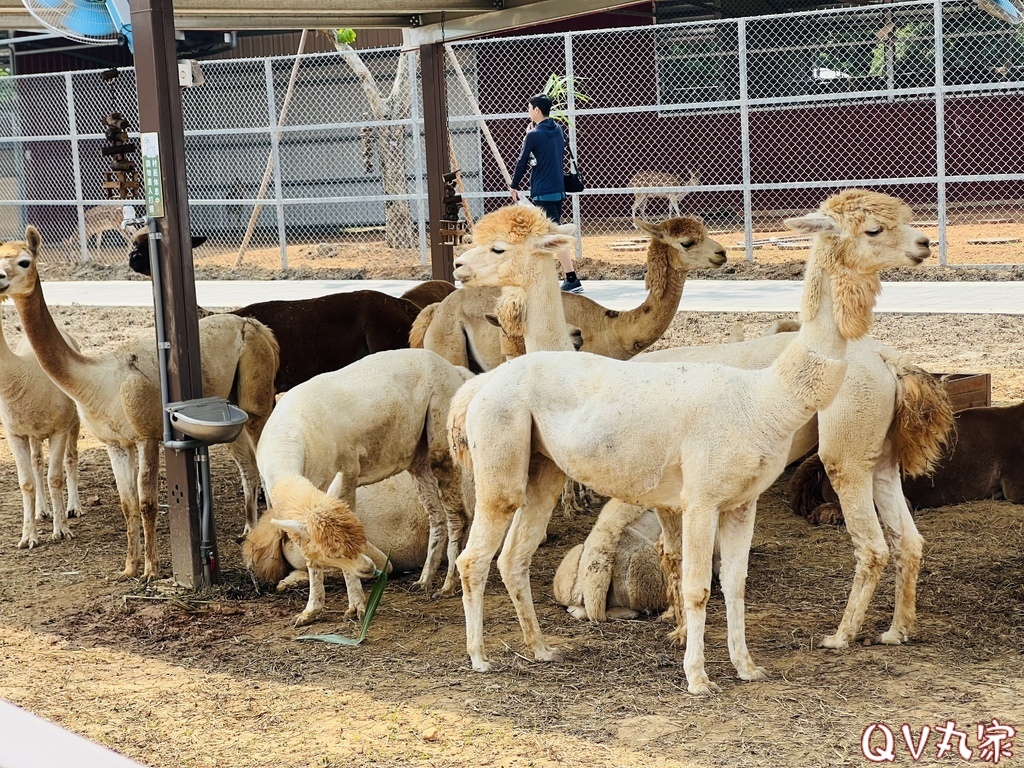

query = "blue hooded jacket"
[[510, 118, 565, 200]]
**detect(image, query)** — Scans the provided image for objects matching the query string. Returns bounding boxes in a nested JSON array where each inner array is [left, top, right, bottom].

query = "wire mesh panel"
[[0, 1, 1020, 270]]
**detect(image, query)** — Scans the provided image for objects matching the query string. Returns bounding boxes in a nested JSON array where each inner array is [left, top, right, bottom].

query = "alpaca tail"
[[446, 372, 493, 469], [788, 454, 845, 525], [882, 350, 955, 478], [236, 318, 280, 445], [241, 515, 290, 584], [408, 302, 437, 348]]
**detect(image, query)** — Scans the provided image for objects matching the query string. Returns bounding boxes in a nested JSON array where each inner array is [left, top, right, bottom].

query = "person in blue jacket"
[[508, 93, 583, 293]]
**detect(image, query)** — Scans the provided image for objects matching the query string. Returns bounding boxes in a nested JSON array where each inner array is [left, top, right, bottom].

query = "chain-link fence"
[[0, 0, 1020, 269]]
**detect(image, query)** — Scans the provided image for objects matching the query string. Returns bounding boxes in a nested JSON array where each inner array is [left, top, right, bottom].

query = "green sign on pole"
[[141, 132, 164, 218]]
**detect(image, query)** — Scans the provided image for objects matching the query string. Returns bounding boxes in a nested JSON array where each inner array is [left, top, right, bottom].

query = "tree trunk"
[[336, 45, 415, 250]]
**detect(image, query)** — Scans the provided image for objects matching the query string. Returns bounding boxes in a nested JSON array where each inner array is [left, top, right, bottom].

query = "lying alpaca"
[[448, 189, 930, 693], [792, 399, 1024, 519], [128, 231, 429, 393], [0, 307, 82, 548], [553, 500, 667, 620], [410, 216, 725, 371], [0, 227, 279, 579], [255, 348, 473, 625], [244, 470, 475, 596]]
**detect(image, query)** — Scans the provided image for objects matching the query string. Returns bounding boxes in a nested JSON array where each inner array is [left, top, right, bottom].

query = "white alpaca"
[[0, 227, 279, 580], [448, 189, 930, 694], [0, 306, 82, 548], [255, 348, 474, 626], [243, 471, 475, 597]]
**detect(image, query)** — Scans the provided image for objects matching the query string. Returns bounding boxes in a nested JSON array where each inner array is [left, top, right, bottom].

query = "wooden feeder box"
[[932, 372, 991, 412], [439, 219, 468, 245], [103, 169, 142, 199]]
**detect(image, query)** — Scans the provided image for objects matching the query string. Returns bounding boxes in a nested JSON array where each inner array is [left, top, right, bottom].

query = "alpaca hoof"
[[535, 647, 563, 663], [687, 679, 721, 696], [67, 506, 83, 519], [293, 610, 323, 628], [343, 605, 365, 621], [35, 509, 53, 521], [667, 626, 687, 646], [739, 665, 770, 682], [471, 658, 493, 673], [818, 633, 850, 650], [658, 607, 676, 624], [875, 629, 910, 646], [607, 607, 640, 620], [16, 535, 38, 550], [50, 526, 73, 542], [567, 605, 587, 620], [431, 585, 457, 599]]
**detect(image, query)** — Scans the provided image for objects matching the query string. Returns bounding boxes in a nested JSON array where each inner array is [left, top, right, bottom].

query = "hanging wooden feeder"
[[440, 169, 468, 245]]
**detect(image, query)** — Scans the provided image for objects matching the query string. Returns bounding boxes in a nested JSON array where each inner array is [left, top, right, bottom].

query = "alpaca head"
[[634, 216, 727, 274], [786, 190, 931, 340], [453, 204, 575, 287], [264, 474, 376, 580], [0, 225, 42, 300]]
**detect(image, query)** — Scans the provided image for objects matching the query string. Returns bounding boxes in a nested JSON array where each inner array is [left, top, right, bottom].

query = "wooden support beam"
[[420, 41, 454, 283], [130, 0, 217, 588]]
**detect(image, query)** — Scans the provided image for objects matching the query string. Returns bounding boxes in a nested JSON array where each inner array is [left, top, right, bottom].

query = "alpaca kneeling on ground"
[[448, 190, 930, 694]]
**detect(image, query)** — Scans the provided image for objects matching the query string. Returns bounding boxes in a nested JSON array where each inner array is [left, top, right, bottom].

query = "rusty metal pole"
[[130, 0, 217, 588], [420, 42, 454, 283]]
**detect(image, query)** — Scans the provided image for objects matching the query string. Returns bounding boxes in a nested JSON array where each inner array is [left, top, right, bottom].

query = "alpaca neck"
[[620, 240, 686, 342], [771, 241, 863, 414], [0, 305, 16, 363], [12, 274, 95, 397], [519, 256, 575, 353]]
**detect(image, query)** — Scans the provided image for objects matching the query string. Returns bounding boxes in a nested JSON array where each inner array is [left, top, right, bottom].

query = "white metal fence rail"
[[0, 0, 1019, 268]]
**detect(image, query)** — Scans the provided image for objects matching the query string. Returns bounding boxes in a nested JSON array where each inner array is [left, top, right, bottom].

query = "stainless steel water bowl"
[[166, 398, 248, 445]]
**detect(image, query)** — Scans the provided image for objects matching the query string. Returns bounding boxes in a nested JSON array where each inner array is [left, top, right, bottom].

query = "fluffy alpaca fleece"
[[447, 190, 930, 694]]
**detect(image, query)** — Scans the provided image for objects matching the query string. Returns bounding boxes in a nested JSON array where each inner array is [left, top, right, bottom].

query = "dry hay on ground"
[[0, 306, 1021, 768]]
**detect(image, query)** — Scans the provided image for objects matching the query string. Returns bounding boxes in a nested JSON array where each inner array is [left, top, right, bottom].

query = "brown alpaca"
[[411, 216, 725, 371], [0, 227, 279, 580], [792, 400, 1024, 520], [400, 280, 456, 311]]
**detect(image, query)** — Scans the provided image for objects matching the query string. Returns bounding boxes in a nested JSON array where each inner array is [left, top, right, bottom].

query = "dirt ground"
[[0, 306, 1022, 768], [42, 219, 1024, 282]]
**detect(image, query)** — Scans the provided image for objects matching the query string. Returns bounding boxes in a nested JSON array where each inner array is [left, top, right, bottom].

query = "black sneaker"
[[560, 276, 584, 293]]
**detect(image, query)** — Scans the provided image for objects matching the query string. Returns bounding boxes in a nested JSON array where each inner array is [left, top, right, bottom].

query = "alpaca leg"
[[873, 452, 923, 645], [11, 435, 39, 549], [409, 456, 448, 594], [30, 438, 50, 521], [718, 500, 768, 683], [654, 507, 685, 641], [342, 570, 368, 619], [631, 196, 642, 221], [496, 456, 566, 664], [294, 566, 327, 627], [64, 419, 82, 518], [678, 500, 720, 695], [136, 440, 161, 580], [819, 459, 889, 649], [276, 569, 309, 592], [106, 443, 142, 578], [669, 195, 681, 218], [456, 495, 519, 673], [434, 460, 470, 598], [45, 431, 71, 541], [226, 431, 261, 535]]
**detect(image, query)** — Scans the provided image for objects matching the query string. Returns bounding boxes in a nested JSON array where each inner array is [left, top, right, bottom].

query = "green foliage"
[[541, 74, 590, 127], [295, 558, 389, 646], [335, 28, 358, 46]]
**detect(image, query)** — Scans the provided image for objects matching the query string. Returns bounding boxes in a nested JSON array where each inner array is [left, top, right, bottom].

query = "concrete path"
[[43, 279, 1023, 314]]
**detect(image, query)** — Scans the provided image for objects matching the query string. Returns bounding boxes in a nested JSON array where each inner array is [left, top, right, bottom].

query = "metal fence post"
[[263, 58, 288, 269], [408, 50, 428, 266], [934, 0, 948, 266], [565, 32, 582, 263], [737, 19, 754, 263], [64, 73, 88, 262]]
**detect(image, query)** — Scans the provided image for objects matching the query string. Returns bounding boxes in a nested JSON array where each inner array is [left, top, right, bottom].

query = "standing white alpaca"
[[0, 305, 82, 548], [448, 189, 930, 694]]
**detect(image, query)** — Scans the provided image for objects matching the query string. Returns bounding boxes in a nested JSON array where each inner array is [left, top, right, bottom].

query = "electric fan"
[[976, 0, 1024, 25], [22, 0, 134, 50]]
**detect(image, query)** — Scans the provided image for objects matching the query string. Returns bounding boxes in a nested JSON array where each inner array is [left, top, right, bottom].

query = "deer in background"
[[630, 169, 700, 221]]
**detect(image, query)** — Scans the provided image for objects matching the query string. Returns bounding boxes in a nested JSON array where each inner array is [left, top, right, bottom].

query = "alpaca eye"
[[491, 247, 505, 254], [17, 259, 29, 268], [680, 240, 694, 248], [865, 228, 882, 237]]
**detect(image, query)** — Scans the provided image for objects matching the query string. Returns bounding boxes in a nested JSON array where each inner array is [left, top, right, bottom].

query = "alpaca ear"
[[784, 212, 840, 234], [24, 225, 41, 253], [484, 313, 501, 328], [191, 235, 208, 249], [633, 218, 660, 237], [326, 472, 345, 500], [270, 518, 308, 538], [554, 223, 576, 236], [537, 233, 575, 252]]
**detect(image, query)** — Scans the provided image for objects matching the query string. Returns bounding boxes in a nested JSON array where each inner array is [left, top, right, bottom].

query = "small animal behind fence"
[[630, 169, 700, 221], [64, 205, 140, 262]]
